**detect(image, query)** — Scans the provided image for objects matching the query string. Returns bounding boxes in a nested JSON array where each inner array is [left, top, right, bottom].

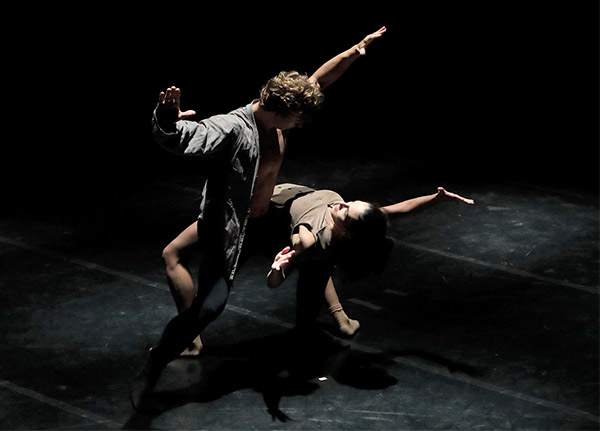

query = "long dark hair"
[[335, 203, 394, 281]]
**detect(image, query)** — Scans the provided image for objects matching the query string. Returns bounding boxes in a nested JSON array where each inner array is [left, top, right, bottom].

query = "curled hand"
[[272, 246, 295, 272]]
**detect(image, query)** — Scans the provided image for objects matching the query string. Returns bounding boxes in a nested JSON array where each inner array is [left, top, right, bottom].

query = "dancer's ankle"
[[329, 303, 360, 336]]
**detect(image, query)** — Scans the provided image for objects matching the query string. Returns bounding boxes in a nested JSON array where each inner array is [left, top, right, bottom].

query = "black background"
[[5, 2, 598, 212]]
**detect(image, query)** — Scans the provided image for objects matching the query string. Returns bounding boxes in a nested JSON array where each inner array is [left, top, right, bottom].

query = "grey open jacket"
[[152, 102, 260, 282]]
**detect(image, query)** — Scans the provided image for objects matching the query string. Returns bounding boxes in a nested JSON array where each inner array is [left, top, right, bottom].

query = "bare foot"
[[180, 335, 203, 356], [338, 315, 361, 337], [330, 305, 361, 337]]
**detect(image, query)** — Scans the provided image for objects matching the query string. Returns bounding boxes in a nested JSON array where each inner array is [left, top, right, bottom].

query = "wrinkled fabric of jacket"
[[152, 102, 260, 282]]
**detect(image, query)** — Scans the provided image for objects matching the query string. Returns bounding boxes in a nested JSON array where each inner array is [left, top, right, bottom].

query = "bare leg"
[[324, 277, 360, 336], [163, 221, 198, 310], [162, 221, 203, 354]]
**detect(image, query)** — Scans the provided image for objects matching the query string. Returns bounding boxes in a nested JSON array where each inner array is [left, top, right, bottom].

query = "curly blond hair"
[[259, 71, 324, 119]]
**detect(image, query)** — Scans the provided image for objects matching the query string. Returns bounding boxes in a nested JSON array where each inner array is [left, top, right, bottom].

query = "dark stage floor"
[[0, 154, 598, 430]]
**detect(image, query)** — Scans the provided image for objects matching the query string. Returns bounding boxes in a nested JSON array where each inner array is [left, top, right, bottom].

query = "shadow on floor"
[[124, 326, 480, 428], [123, 328, 402, 427]]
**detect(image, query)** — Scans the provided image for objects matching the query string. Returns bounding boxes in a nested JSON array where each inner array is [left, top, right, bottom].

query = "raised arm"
[[152, 86, 239, 157], [155, 86, 197, 131], [308, 26, 386, 90], [380, 187, 474, 217]]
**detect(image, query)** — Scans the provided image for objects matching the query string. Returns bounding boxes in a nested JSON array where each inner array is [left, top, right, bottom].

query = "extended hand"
[[157, 86, 197, 123], [357, 26, 386, 55], [436, 187, 475, 205], [271, 246, 295, 271]]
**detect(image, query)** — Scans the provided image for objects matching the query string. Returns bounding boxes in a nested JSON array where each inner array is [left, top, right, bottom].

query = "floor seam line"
[[0, 380, 123, 429], [394, 239, 599, 294], [1, 234, 598, 423]]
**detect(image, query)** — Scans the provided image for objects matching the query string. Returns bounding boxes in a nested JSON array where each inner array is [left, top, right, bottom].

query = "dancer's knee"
[[162, 243, 179, 271], [196, 281, 229, 321], [199, 298, 227, 320]]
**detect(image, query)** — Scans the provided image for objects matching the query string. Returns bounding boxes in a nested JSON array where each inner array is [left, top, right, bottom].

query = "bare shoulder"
[[292, 225, 316, 253]]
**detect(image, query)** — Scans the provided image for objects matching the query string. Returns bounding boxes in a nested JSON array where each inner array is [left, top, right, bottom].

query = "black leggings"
[[149, 259, 333, 369], [149, 241, 230, 368], [148, 207, 331, 370], [147, 211, 284, 369]]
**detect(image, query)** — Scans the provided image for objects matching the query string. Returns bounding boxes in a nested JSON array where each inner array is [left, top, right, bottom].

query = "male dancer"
[[131, 26, 386, 412]]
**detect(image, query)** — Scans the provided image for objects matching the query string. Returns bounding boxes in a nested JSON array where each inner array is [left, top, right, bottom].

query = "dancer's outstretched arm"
[[309, 26, 386, 90], [381, 187, 474, 217], [152, 86, 241, 156]]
